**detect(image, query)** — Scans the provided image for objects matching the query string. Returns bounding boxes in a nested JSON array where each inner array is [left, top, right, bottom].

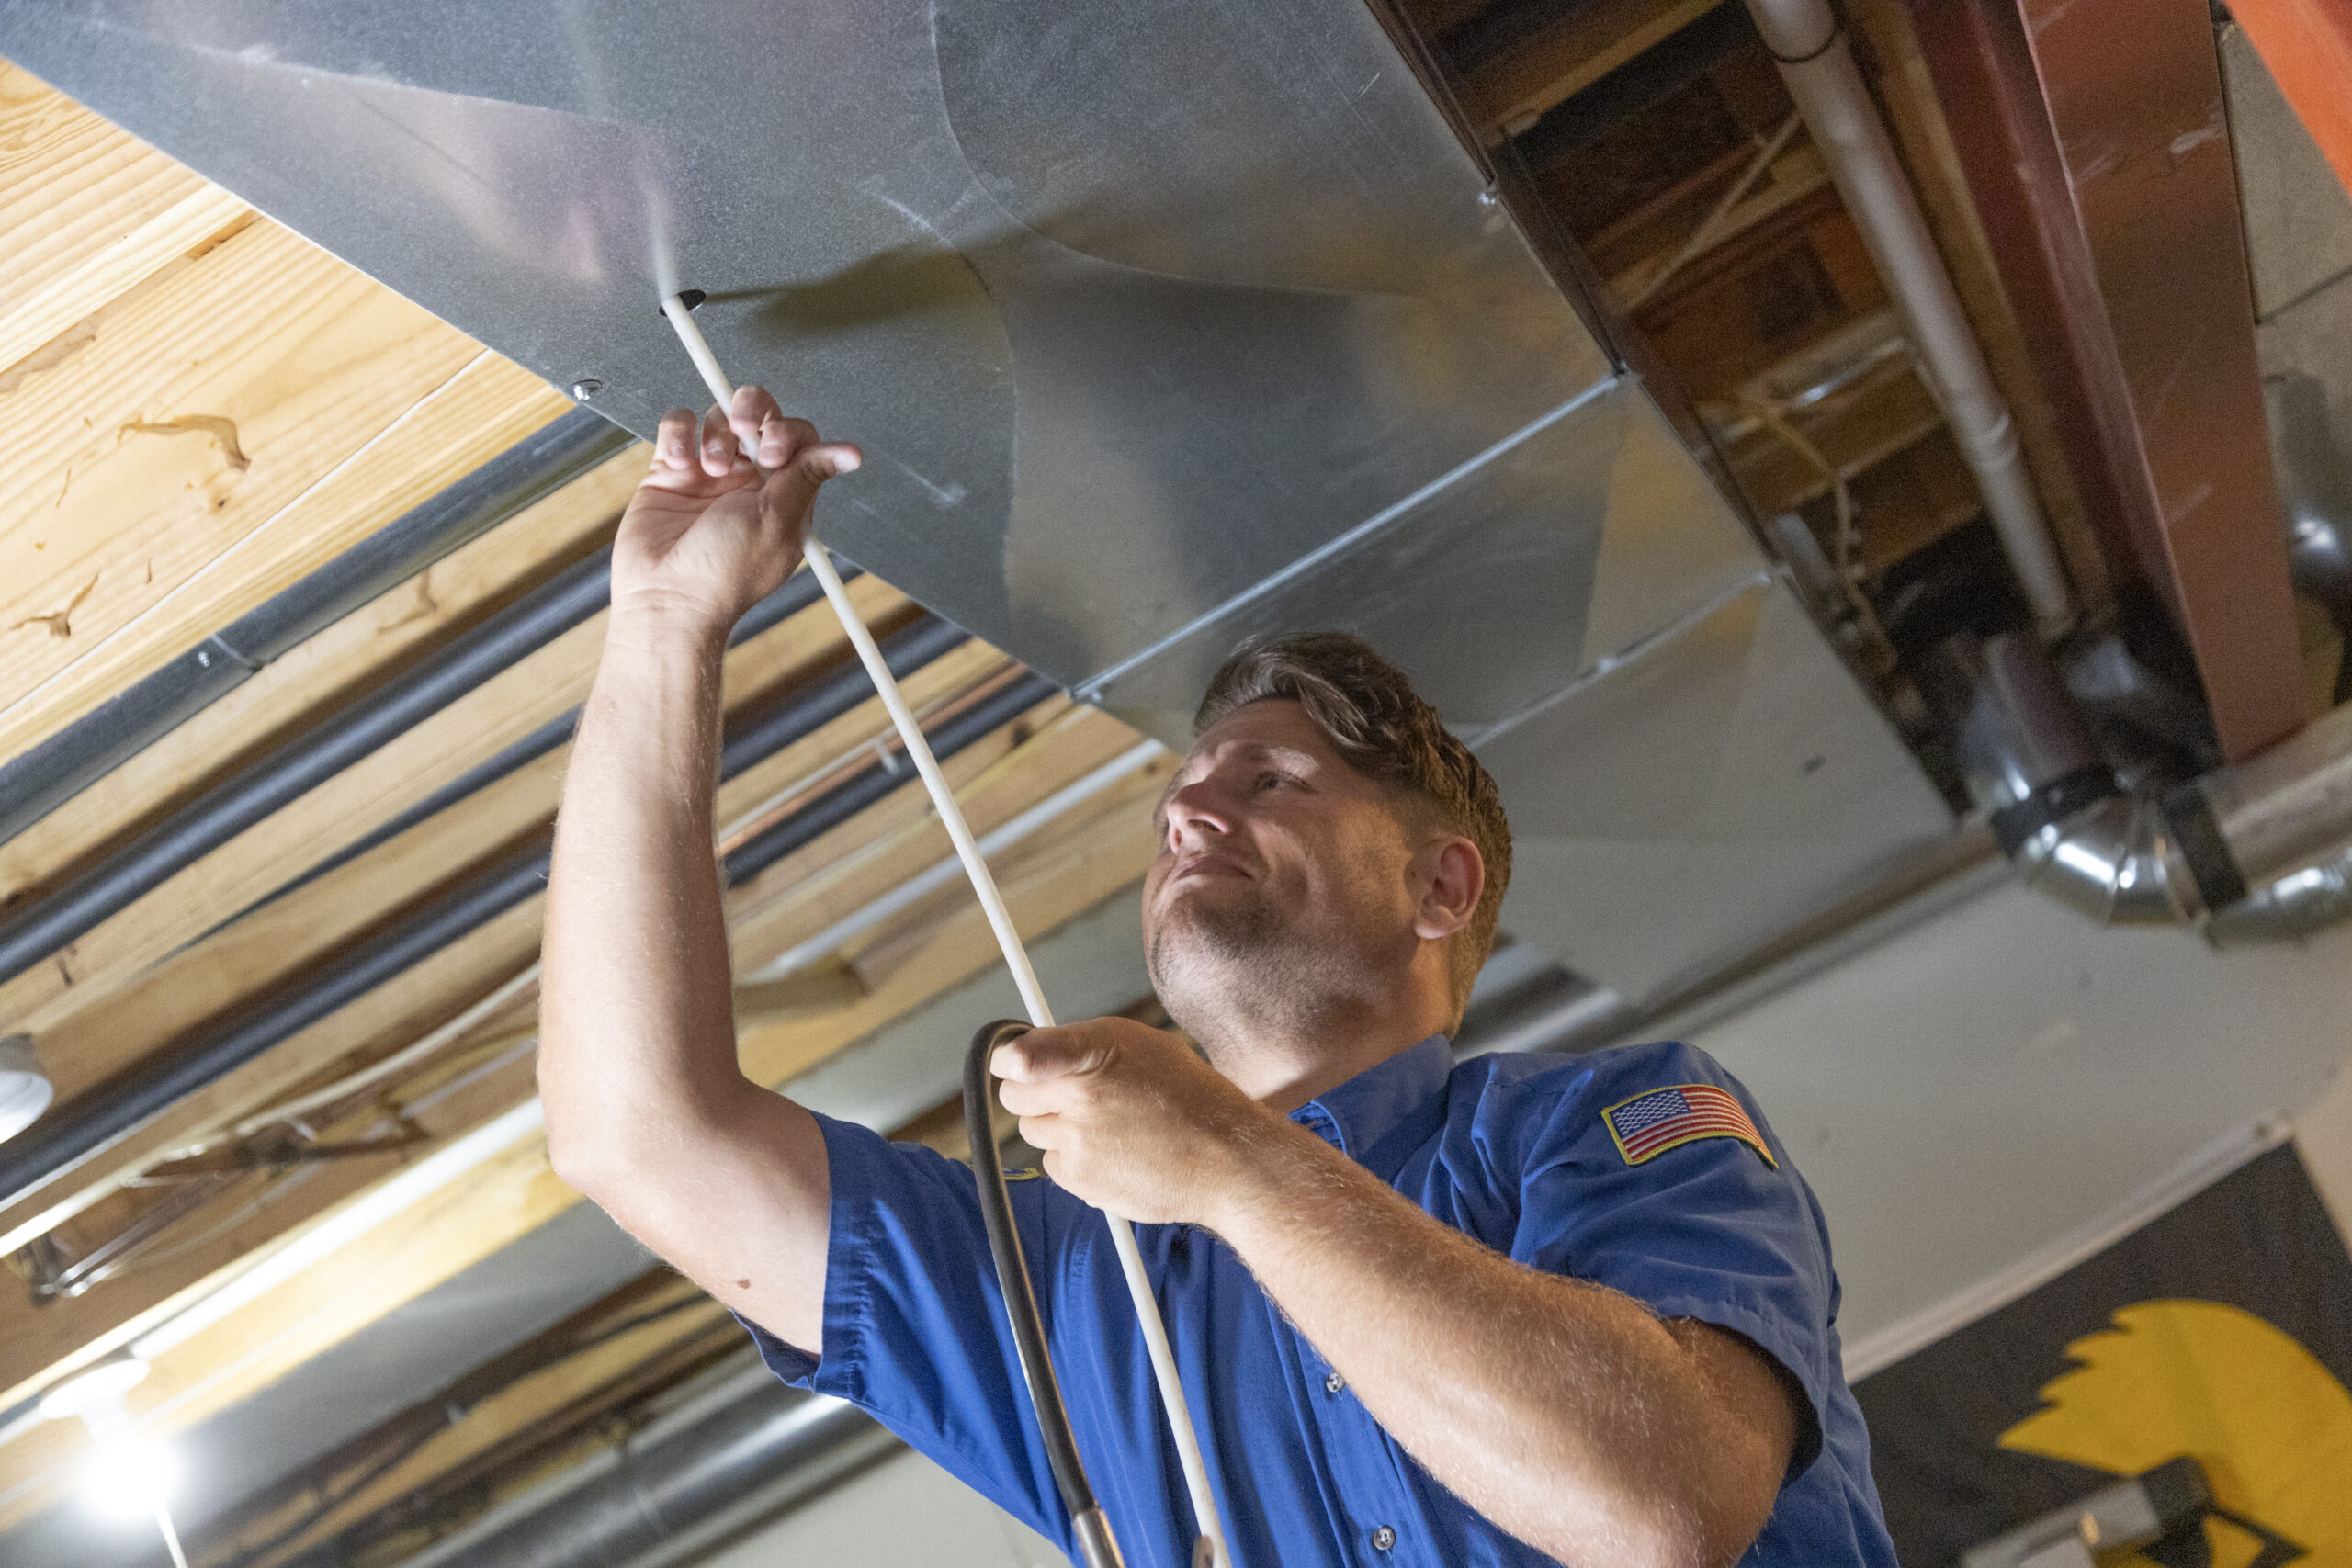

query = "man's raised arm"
[[539, 389, 859, 1354]]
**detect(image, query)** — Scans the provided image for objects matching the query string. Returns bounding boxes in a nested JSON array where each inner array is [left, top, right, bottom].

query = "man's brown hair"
[[1193, 632, 1512, 1025]]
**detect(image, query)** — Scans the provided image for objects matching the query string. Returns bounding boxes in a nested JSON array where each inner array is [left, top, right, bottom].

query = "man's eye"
[[1257, 772, 1294, 791]]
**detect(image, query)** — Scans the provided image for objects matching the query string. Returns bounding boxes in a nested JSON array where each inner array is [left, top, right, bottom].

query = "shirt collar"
[[1287, 1035, 1453, 1179]]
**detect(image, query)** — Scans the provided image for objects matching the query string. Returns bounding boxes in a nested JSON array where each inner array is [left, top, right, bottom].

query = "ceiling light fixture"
[[0, 1035, 52, 1142], [38, 1357, 191, 1563]]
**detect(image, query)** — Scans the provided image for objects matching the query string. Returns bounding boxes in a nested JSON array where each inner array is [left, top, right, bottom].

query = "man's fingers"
[[756, 413, 822, 470], [990, 1026, 1102, 1085], [698, 403, 742, 478], [654, 409, 697, 471], [729, 385, 784, 458], [757, 441, 860, 540]]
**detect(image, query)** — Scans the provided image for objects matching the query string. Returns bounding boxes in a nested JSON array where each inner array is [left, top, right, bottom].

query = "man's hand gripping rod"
[[661, 296, 1230, 1568]]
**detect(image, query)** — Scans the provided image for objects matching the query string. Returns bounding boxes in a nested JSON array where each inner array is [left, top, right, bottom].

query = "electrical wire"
[[661, 294, 1230, 1568], [1731, 394, 1892, 648]]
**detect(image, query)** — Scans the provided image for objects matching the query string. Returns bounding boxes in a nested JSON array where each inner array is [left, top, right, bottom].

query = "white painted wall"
[[1675, 872, 2352, 1373], [698, 1446, 1059, 1568]]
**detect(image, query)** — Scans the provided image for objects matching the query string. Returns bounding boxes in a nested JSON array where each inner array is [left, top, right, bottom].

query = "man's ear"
[[1410, 836, 1484, 942]]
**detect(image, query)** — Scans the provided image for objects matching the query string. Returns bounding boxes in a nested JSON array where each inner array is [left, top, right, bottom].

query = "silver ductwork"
[[382, 1362, 893, 1568], [1942, 632, 2352, 940], [0, 0, 1957, 1013]]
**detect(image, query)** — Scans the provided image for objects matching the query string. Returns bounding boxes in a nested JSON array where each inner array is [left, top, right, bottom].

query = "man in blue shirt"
[[541, 388, 1898, 1568]]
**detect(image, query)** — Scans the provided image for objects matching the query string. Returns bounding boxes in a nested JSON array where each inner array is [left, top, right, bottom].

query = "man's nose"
[[1162, 778, 1237, 844]]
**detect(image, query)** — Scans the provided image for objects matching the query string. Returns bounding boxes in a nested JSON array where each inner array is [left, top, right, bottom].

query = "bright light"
[[0, 1034, 52, 1144], [78, 1431, 182, 1518]]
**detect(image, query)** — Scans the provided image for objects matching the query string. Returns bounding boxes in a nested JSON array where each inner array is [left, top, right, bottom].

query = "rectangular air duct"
[[0, 0, 1955, 1007]]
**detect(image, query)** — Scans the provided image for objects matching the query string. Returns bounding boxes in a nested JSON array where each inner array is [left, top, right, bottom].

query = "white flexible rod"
[[660, 295, 1231, 1568]]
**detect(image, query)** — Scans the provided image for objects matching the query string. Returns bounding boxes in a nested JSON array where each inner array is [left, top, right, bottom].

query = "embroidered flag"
[[1603, 1083, 1775, 1168]]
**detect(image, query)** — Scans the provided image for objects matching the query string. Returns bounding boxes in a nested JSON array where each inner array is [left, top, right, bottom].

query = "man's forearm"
[[1207, 1121, 1783, 1568], [540, 609, 745, 1173]]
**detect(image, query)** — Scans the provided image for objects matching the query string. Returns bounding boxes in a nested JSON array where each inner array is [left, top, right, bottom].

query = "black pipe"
[[0, 406, 633, 848], [0, 547, 616, 988], [721, 671, 1057, 886], [219, 564, 866, 926], [0, 645, 1055, 1214], [963, 1019, 1125, 1568]]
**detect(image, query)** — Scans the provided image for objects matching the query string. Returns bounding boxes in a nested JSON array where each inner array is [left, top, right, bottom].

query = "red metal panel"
[[1910, 0, 2308, 760]]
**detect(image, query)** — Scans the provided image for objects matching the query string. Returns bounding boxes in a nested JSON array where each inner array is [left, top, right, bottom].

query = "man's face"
[[1142, 700, 1425, 1034]]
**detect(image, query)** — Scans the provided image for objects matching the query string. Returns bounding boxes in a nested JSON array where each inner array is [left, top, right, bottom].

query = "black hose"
[[0, 406, 632, 849], [963, 1020, 1125, 1568], [0, 638, 1051, 1213]]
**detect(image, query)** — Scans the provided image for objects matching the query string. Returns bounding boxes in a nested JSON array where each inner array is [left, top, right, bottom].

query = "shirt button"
[[1324, 1371, 1345, 1394], [1372, 1526, 1396, 1551]]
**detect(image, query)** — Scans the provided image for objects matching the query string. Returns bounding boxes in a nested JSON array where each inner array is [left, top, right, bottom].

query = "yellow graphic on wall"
[[1998, 1299, 2352, 1568]]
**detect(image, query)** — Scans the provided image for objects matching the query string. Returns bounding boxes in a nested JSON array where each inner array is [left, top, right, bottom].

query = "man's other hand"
[[991, 1018, 1284, 1228], [612, 385, 861, 639]]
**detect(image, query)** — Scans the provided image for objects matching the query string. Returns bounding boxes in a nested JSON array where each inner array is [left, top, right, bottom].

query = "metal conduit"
[[0, 407, 633, 849], [0, 633, 1042, 1214], [1943, 632, 2352, 941]]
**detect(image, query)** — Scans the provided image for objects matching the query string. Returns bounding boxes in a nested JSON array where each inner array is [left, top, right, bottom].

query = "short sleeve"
[[733, 1111, 1095, 1546], [1512, 1042, 1838, 1479]]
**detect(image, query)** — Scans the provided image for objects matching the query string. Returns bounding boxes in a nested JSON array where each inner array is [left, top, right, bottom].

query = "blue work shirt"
[[741, 1036, 1897, 1568]]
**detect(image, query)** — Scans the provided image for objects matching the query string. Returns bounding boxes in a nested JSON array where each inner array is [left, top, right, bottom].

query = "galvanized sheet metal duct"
[[1943, 631, 2352, 940], [0, 0, 1952, 1015]]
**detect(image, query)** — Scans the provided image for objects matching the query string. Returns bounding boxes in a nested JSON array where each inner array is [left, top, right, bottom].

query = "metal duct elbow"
[[2006, 792, 2198, 926], [1945, 632, 2352, 941]]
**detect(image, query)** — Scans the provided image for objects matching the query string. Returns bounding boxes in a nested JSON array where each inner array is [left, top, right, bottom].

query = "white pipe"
[[1741, 0, 2076, 636], [661, 299, 1231, 1568]]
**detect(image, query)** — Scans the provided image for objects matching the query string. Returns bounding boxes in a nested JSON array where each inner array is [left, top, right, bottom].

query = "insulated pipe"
[[0, 627, 1035, 1217], [0, 406, 633, 849], [1740, 0, 2076, 635], [200, 565, 866, 934], [0, 550, 859, 989]]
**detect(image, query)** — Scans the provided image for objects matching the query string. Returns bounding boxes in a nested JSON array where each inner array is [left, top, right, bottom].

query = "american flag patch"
[[1602, 1084, 1775, 1168]]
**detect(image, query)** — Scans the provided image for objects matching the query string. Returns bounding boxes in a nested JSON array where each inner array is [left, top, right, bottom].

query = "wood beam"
[[0, 354, 577, 770], [1910, 0, 2308, 759], [1457, 0, 1729, 142], [0, 220, 484, 721], [0, 443, 641, 900], [0, 62, 250, 378]]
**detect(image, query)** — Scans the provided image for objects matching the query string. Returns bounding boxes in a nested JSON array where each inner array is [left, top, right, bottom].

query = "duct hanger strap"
[[2158, 784, 2251, 914]]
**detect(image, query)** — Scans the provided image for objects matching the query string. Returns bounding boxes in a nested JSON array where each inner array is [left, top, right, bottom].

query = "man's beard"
[[1148, 880, 1363, 1046]]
